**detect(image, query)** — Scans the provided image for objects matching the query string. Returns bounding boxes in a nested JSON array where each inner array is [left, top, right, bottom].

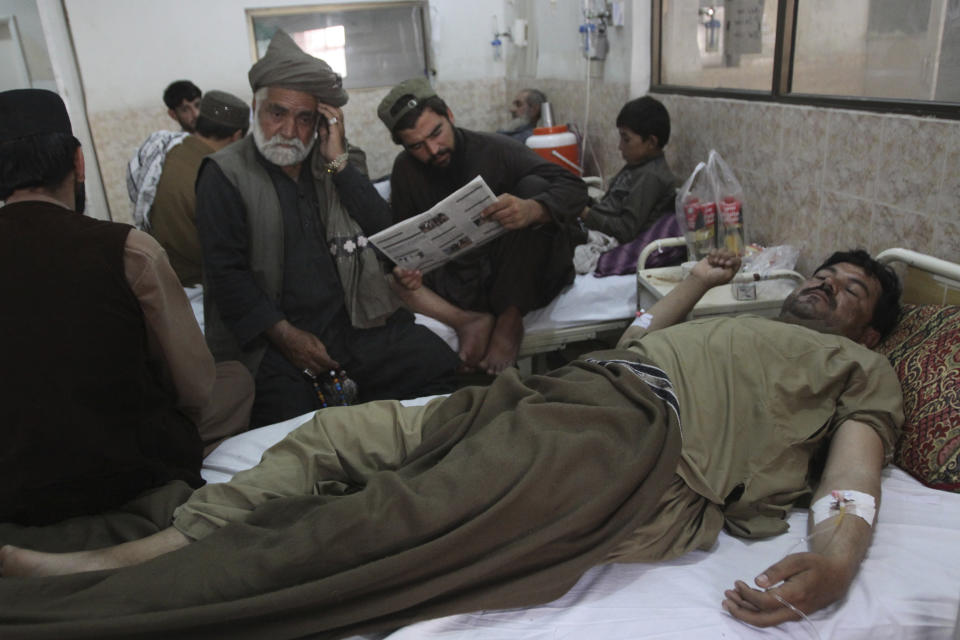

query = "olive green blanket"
[[0, 353, 680, 639]]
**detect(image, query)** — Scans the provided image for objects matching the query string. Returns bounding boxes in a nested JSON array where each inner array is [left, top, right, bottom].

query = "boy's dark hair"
[[163, 80, 201, 110], [391, 95, 451, 144], [0, 132, 80, 200], [616, 96, 670, 148], [195, 114, 248, 140], [815, 249, 902, 339]]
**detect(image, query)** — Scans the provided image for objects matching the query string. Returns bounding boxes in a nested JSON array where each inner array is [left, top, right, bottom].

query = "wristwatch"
[[324, 151, 349, 174]]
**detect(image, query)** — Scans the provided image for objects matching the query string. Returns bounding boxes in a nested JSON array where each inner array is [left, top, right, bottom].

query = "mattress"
[[187, 274, 638, 356], [413, 272, 638, 354], [203, 407, 960, 640]]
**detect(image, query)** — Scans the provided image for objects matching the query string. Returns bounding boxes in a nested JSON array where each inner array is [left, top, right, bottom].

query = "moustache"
[[800, 282, 836, 308], [264, 135, 306, 150]]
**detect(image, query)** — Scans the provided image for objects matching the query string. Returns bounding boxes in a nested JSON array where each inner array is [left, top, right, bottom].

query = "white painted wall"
[[630, 0, 651, 96], [503, 0, 637, 84], [0, 0, 54, 88], [64, 0, 507, 112], [429, 0, 507, 79]]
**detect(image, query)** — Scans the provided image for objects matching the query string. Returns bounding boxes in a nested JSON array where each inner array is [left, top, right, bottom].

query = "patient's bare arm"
[[0, 526, 190, 578], [722, 419, 884, 627], [617, 249, 740, 348]]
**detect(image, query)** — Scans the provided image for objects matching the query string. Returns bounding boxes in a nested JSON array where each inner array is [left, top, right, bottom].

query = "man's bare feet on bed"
[[479, 307, 524, 374], [0, 527, 190, 577], [456, 311, 495, 368]]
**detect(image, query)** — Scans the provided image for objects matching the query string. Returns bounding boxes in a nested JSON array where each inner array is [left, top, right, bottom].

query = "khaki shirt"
[[124, 229, 215, 425], [607, 315, 903, 561]]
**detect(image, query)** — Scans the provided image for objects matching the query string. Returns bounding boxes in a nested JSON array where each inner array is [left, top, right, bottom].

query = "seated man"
[[0, 89, 253, 527], [580, 96, 677, 244], [0, 247, 903, 638], [198, 32, 459, 427], [380, 78, 589, 373], [148, 90, 249, 287], [497, 88, 547, 143], [127, 80, 202, 231]]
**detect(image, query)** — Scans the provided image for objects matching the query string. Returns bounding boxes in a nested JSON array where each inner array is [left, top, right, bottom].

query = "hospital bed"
[[203, 246, 960, 640]]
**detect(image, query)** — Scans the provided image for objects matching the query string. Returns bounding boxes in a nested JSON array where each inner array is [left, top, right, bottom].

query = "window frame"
[[245, 1, 431, 91], [650, 0, 960, 120]]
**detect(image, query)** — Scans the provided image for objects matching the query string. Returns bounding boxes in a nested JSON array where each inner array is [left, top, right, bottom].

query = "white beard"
[[252, 117, 315, 166], [503, 115, 534, 132]]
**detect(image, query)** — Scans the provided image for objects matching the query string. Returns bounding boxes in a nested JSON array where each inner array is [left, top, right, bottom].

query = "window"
[[653, 0, 960, 117], [659, 0, 779, 91], [247, 2, 429, 90]]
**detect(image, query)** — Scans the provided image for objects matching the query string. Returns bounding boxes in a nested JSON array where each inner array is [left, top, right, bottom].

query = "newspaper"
[[369, 175, 504, 273]]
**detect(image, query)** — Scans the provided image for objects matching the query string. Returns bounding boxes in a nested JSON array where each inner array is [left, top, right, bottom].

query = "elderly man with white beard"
[[196, 31, 459, 427]]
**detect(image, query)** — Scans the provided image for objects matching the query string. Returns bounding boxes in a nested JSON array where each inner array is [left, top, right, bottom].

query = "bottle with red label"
[[682, 195, 716, 259], [719, 196, 744, 255]]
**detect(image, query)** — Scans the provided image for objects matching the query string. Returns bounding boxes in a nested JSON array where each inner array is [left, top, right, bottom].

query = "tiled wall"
[[506, 78, 630, 185], [89, 109, 173, 225], [90, 79, 508, 224], [652, 93, 960, 274], [92, 78, 957, 276]]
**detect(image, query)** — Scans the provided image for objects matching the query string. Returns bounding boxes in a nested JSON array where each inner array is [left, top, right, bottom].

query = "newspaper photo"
[[369, 175, 504, 273]]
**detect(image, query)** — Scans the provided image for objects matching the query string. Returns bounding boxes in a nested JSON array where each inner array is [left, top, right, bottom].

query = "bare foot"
[[479, 307, 524, 374], [0, 544, 119, 577], [456, 311, 495, 368]]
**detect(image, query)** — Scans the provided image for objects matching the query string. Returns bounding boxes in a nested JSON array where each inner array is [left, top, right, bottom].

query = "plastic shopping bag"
[[733, 244, 800, 301], [705, 149, 748, 255], [674, 161, 716, 260]]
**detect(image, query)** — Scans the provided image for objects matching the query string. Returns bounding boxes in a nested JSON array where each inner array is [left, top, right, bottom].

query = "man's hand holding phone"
[[316, 102, 347, 172]]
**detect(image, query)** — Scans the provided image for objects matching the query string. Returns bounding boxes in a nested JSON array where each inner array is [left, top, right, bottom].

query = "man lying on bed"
[[0, 247, 903, 637]]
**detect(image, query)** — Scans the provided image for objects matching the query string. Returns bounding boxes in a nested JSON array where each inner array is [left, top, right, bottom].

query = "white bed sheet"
[[186, 274, 636, 352], [202, 411, 960, 640], [414, 272, 637, 352]]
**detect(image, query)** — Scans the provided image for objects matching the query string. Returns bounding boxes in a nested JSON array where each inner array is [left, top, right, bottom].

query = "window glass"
[[660, 0, 780, 91], [793, 0, 960, 101], [249, 3, 428, 90], [793, 0, 960, 102]]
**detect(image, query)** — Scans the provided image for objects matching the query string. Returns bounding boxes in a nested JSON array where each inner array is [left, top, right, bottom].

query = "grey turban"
[[248, 29, 348, 106]]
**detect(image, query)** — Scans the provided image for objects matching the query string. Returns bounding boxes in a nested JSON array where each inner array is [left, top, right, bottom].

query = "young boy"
[[580, 96, 676, 244]]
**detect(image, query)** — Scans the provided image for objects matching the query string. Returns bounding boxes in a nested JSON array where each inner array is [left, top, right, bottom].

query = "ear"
[[858, 326, 881, 349], [230, 130, 244, 143], [73, 145, 86, 183], [646, 134, 660, 150], [167, 108, 178, 123], [446, 108, 455, 125]]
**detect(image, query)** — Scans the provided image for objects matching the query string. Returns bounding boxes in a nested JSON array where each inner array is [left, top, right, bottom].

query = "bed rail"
[[877, 248, 960, 282], [878, 248, 960, 305]]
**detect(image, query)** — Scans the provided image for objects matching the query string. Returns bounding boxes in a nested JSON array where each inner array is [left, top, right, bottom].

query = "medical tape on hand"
[[811, 490, 876, 527], [631, 310, 653, 329]]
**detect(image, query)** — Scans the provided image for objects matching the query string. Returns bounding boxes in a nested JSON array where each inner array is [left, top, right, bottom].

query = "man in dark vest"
[[0, 89, 254, 527], [196, 30, 459, 427]]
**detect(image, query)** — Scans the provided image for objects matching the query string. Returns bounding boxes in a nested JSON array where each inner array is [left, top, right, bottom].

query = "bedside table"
[[637, 265, 804, 319]]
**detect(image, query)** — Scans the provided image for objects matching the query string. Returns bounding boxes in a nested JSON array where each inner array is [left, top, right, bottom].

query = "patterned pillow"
[[875, 304, 960, 492]]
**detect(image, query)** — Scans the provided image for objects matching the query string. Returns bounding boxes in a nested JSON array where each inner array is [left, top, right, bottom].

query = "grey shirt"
[[583, 154, 676, 244]]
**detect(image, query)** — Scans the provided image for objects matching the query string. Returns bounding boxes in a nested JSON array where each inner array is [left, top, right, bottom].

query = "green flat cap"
[[377, 77, 436, 133], [199, 90, 250, 130]]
